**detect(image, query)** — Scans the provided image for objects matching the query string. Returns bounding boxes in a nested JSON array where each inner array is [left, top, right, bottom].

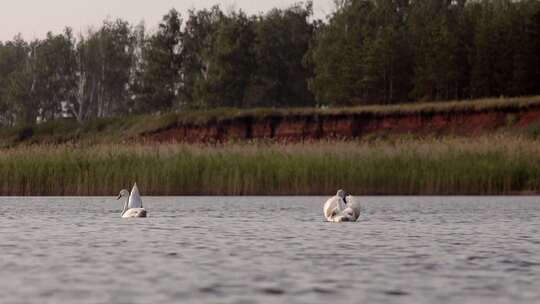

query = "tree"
[[132, 9, 184, 113], [470, 0, 516, 98], [361, 0, 412, 103], [0, 35, 31, 125], [193, 10, 256, 108], [408, 0, 461, 100], [32, 29, 77, 122], [510, 0, 540, 96], [244, 3, 315, 107], [69, 19, 136, 121], [309, 0, 377, 106], [2, 36, 38, 125], [181, 6, 224, 108]]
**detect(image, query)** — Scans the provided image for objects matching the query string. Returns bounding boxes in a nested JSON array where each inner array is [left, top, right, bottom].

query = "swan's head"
[[117, 189, 130, 200], [336, 189, 347, 199]]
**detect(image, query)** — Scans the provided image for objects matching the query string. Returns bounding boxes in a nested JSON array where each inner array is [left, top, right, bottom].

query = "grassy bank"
[[1, 96, 540, 147], [1, 135, 539, 196]]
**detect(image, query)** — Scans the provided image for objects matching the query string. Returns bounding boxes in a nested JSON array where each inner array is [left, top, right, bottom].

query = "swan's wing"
[[346, 195, 360, 208], [128, 183, 143, 209], [346, 195, 361, 219], [323, 196, 341, 220]]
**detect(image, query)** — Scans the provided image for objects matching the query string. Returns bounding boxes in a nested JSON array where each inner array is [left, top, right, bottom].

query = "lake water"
[[1, 196, 539, 304]]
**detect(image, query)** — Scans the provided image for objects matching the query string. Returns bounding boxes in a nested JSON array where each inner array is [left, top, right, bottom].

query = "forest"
[[0, 0, 539, 127]]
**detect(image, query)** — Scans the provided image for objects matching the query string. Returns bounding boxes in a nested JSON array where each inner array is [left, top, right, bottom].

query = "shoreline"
[[1, 193, 539, 197]]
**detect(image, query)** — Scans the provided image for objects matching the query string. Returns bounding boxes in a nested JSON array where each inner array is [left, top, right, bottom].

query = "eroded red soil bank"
[[144, 105, 540, 143]]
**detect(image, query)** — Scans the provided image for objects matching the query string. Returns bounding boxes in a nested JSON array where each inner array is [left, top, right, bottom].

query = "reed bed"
[[1, 134, 540, 196]]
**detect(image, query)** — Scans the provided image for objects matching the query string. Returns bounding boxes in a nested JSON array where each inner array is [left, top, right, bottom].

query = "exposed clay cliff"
[[3, 97, 540, 147], [143, 99, 540, 143]]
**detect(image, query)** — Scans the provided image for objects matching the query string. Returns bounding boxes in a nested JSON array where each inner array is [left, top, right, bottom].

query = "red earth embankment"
[[143, 98, 540, 143]]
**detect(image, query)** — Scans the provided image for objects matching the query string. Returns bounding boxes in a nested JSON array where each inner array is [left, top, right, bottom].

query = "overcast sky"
[[0, 0, 335, 41]]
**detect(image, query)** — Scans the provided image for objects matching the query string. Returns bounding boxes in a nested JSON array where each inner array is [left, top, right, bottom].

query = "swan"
[[323, 189, 360, 222], [117, 183, 147, 218]]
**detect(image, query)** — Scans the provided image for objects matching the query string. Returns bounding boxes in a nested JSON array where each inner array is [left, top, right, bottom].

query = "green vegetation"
[[1, 95, 539, 147], [1, 135, 539, 196], [1, 0, 540, 127], [2, 1, 539, 196]]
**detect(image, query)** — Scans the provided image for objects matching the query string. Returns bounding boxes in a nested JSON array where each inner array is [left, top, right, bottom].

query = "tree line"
[[1, 0, 539, 126]]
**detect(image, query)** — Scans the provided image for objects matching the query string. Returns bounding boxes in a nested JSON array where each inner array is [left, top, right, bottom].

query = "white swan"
[[323, 189, 360, 222], [117, 183, 147, 218]]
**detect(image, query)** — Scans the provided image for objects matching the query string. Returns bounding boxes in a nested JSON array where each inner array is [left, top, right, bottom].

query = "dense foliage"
[[1, 0, 539, 126]]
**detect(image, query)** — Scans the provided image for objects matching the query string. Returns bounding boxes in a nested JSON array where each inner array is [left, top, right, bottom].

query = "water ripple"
[[0, 196, 539, 304]]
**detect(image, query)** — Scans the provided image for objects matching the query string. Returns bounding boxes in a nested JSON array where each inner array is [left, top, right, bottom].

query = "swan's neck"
[[121, 196, 129, 216], [336, 196, 346, 212]]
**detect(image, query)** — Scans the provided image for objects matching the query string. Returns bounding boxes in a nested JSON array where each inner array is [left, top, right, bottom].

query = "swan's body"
[[324, 189, 360, 222], [117, 183, 147, 218], [122, 208, 147, 218]]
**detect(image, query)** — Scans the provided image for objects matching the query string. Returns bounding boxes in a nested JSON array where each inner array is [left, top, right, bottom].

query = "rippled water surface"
[[1, 196, 540, 304]]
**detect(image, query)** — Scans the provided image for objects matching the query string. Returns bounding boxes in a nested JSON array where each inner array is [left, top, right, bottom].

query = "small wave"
[[295, 287, 336, 295], [384, 290, 410, 296], [500, 259, 540, 268], [312, 287, 335, 294], [198, 284, 223, 295], [467, 256, 489, 261], [259, 287, 286, 295]]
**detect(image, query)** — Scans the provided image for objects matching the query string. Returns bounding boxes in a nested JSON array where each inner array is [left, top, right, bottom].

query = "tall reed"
[[1, 135, 540, 196]]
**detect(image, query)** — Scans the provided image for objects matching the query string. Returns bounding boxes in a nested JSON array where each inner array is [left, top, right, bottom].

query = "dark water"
[[1, 196, 539, 304]]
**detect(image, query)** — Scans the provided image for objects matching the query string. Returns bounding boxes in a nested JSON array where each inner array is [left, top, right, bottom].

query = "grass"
[[1, 95, 540, 147], [1, 134, 540, 196]]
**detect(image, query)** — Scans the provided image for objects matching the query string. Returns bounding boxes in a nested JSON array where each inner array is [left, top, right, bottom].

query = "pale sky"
[[0, 0, 335, 42]]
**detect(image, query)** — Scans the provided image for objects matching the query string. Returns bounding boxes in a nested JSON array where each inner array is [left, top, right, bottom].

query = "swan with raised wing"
[[323, 189, 360, 222], [117, 183, 147, 218]]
